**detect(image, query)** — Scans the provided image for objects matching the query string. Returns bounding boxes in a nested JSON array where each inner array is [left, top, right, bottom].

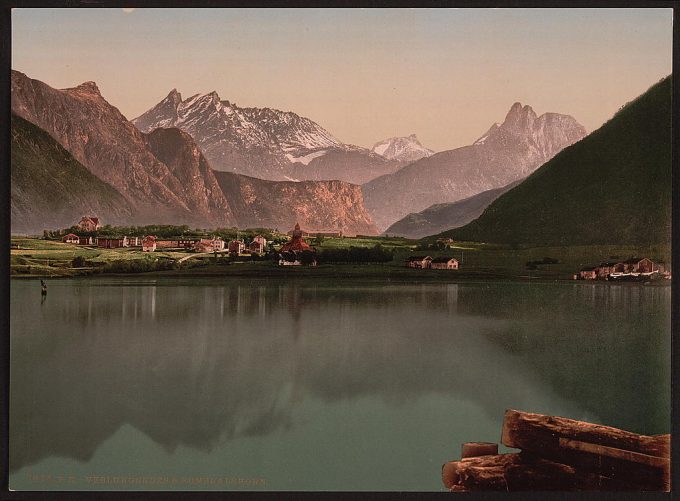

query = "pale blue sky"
[[12, 8, 673, 151]]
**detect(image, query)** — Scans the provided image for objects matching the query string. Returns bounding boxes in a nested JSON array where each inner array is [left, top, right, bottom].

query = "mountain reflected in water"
[[10, 278, 670, 490]]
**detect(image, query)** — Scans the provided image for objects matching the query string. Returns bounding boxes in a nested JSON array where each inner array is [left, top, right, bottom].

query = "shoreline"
[[10, 264, 671, 286]]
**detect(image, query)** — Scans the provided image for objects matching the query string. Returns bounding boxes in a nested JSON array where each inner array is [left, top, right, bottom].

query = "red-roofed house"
[[62, 233, 79, 244], [77, 216, 101, 232]]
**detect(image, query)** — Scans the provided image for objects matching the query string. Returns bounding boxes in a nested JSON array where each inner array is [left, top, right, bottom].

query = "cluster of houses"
[[405, 255, 460, 270], [62, 216, 270, 255], [577, 257, 668, 281]]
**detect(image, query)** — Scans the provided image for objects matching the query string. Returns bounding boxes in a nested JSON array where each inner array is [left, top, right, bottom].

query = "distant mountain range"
[[450, 76, 671, 246], [10, 70, 379, 235], [371, 134, 434, 163], [384, 180, 522, 239], [133, 89, 403, 184], [362, 103, 587, 231]]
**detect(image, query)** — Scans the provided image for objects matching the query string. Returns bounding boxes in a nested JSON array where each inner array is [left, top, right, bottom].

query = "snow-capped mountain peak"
[[371, 134, 434, 163]]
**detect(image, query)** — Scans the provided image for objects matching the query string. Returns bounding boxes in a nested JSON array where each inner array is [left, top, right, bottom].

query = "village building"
[[194, 237, 226, 253], [405, 256, 433, 269], [280, 223, 314, 253], [578, 266, 598, 280], [577, 257, 664, 280], [286, 226, 342, 238], [176, 239, 198, 249], [431, 257, 459, 270], [78, 236, 96, 246], [623, 257, 660, 274], [142, 236, 157, 252], [596, 261, 625, 278], [228, 239, 245, 255], [97, 237, 125, 249], [62, 233, 79, 244], [249, 235, 267, 254], [123, 236, 142, 247], [249, 239, 265, 254], [76, 216, 101, 232]]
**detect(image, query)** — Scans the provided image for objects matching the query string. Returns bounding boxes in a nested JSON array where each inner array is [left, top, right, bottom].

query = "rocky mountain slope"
[[11, 71, 381, 235], [133, 89, 401, 184], [385, 179, 522, 239], [213, 172, 379, 236], [362, 103, 587, 231], [11, 113, 133, 234], [371, 134, 434, 163], [11, 69, 235, 227], [451, 77, 672, 246]]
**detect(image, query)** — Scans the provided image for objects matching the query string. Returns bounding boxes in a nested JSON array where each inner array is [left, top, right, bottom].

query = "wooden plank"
[[559, 437, 669, 469], [461, 442, 498, 458], [442, 452, 645, 492], [502, 409, 670, 457], [501, 409, 670, 490]]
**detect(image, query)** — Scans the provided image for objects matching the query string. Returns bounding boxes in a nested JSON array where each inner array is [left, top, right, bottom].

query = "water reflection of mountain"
[[10, 279, 669, 472]]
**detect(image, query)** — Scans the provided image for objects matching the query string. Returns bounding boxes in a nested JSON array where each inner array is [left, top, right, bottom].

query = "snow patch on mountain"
[[371, 134, 434, 163], [286, 150, 327, 165]]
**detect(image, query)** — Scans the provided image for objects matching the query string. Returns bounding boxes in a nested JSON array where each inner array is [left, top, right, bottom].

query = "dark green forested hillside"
[[451, 76, 672, 246], [11, 114, 132, 233]]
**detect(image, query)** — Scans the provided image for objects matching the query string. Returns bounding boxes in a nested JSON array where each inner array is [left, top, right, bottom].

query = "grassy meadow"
[[11, 235, 670, 281]]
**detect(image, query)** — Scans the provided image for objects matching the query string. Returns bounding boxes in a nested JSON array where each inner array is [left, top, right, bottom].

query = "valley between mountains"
[[11, 69, 669, 249]]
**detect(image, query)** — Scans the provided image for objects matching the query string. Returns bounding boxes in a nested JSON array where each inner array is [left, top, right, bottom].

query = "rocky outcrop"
[[362, 103, 587, 231], [11, 70, 237, 227], [213, 171, 379, 236]]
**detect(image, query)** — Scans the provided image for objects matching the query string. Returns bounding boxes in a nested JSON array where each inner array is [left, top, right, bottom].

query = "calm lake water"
[[10, 277, 671, 491]]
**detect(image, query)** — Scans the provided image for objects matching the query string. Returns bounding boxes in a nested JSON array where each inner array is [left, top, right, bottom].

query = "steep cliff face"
[[213, 172, 379, 236], [362, 103, 587, 231], [10, 70, 235, 227], [133, 88, 400, 184], [11, 113, 133, 234]]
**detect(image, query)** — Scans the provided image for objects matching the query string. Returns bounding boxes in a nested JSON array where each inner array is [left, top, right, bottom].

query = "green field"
[[11, 236, 670, 281]]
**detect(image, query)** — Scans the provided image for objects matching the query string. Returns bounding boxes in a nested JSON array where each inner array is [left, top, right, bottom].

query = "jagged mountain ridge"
[[133, 89, 402, 184], [371, 134, 434, 163], [362, 102, 587, 230], [451, 77, 672, 246], [10, 70, 381, 235]]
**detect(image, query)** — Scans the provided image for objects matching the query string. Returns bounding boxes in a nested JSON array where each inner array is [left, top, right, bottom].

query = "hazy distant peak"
[[371, 134, 434, 162]]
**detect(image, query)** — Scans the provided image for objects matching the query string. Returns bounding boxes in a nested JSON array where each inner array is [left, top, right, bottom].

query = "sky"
[[12, 8, 673, 152]]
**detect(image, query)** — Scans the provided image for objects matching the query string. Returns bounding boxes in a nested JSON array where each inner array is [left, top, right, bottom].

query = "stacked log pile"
[[442, 409, 670, 492]]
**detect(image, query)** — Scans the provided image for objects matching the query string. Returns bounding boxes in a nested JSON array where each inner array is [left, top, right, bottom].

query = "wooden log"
[[501, 409, 670, 491], [461, 442, 498, 458], [443, 452, 648, 492]]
